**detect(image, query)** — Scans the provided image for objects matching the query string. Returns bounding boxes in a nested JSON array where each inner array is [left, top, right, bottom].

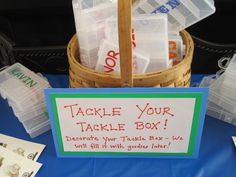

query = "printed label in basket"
[[96, 40, 149, 74], [169, 35, 185, 64]]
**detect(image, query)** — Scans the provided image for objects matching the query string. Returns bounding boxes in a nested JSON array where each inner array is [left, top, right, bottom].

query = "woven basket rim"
[[67, 30, 194, 80], [67, 31, 194, 87]]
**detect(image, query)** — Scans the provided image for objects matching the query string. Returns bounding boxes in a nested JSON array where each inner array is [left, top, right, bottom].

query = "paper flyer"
[[0, 146, 42, 177], [232, 137, 236, 147], [0, 134, 45, 161]]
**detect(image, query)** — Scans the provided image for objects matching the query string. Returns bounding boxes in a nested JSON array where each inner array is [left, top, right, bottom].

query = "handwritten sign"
[[45, 88, 208, 158]]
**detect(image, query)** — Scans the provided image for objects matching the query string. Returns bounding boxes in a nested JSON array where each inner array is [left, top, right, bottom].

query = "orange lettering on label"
[[169, 41, 177, 59], [169, 41, 177, 50]]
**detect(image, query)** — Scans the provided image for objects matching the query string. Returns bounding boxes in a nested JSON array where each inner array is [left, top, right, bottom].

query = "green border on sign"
[[50, 92, 203, 157]]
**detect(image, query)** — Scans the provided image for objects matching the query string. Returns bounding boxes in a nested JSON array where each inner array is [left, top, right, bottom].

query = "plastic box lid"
[[225, 54, 236, 77], [210, 74, 236, 101], [14, 103, 47, 122], [79, 47, 100, 69], [72, 0, 117, 11], [6, 86, 49, 112], [209, 74, 236, 114], [104, 15, 169, 60], [26, 120, 51, 138], [168, 34, 185, 61], [73, 0, 117, 31], [0, 63, 49, 88], [207, 101, 236, 126], [21, 112, 49, 131], [105, 14, 168, 41], [135, 39, 169, 59], [133, 0, 216, 33], [0, 63, 50, 111], [199, 75, 216, 87], [77, 23, 105, 50], [146, 59, 172, 73]]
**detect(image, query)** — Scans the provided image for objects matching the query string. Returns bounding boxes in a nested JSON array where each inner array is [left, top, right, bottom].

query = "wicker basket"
[[68, 0, 194, 88]]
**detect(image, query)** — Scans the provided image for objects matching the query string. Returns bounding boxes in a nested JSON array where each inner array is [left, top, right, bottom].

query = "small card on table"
[[0, 146, 42, 177], [0, 134, 45, 161]]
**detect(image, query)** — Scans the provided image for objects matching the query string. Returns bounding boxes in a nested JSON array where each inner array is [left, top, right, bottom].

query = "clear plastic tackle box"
[[133, 0, 216, 33]]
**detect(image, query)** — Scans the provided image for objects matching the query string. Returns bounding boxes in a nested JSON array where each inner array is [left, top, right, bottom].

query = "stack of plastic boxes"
[[72, 0, 118, 69], [0, 63, 51, 138], [200, 54, 236, 126]]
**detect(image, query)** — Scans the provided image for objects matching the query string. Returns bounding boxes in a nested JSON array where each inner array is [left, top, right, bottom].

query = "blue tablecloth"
[[1, 75, 236, 177]]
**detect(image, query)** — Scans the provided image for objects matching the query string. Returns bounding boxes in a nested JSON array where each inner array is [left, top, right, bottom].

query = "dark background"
[[0, 0, 236, 74]]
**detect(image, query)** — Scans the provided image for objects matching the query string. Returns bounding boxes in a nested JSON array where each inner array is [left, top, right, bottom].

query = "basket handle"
[[118, 0, 133, 88]]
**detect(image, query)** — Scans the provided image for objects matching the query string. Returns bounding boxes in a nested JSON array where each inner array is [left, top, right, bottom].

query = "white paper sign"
[[58, 98, 195, 153]]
